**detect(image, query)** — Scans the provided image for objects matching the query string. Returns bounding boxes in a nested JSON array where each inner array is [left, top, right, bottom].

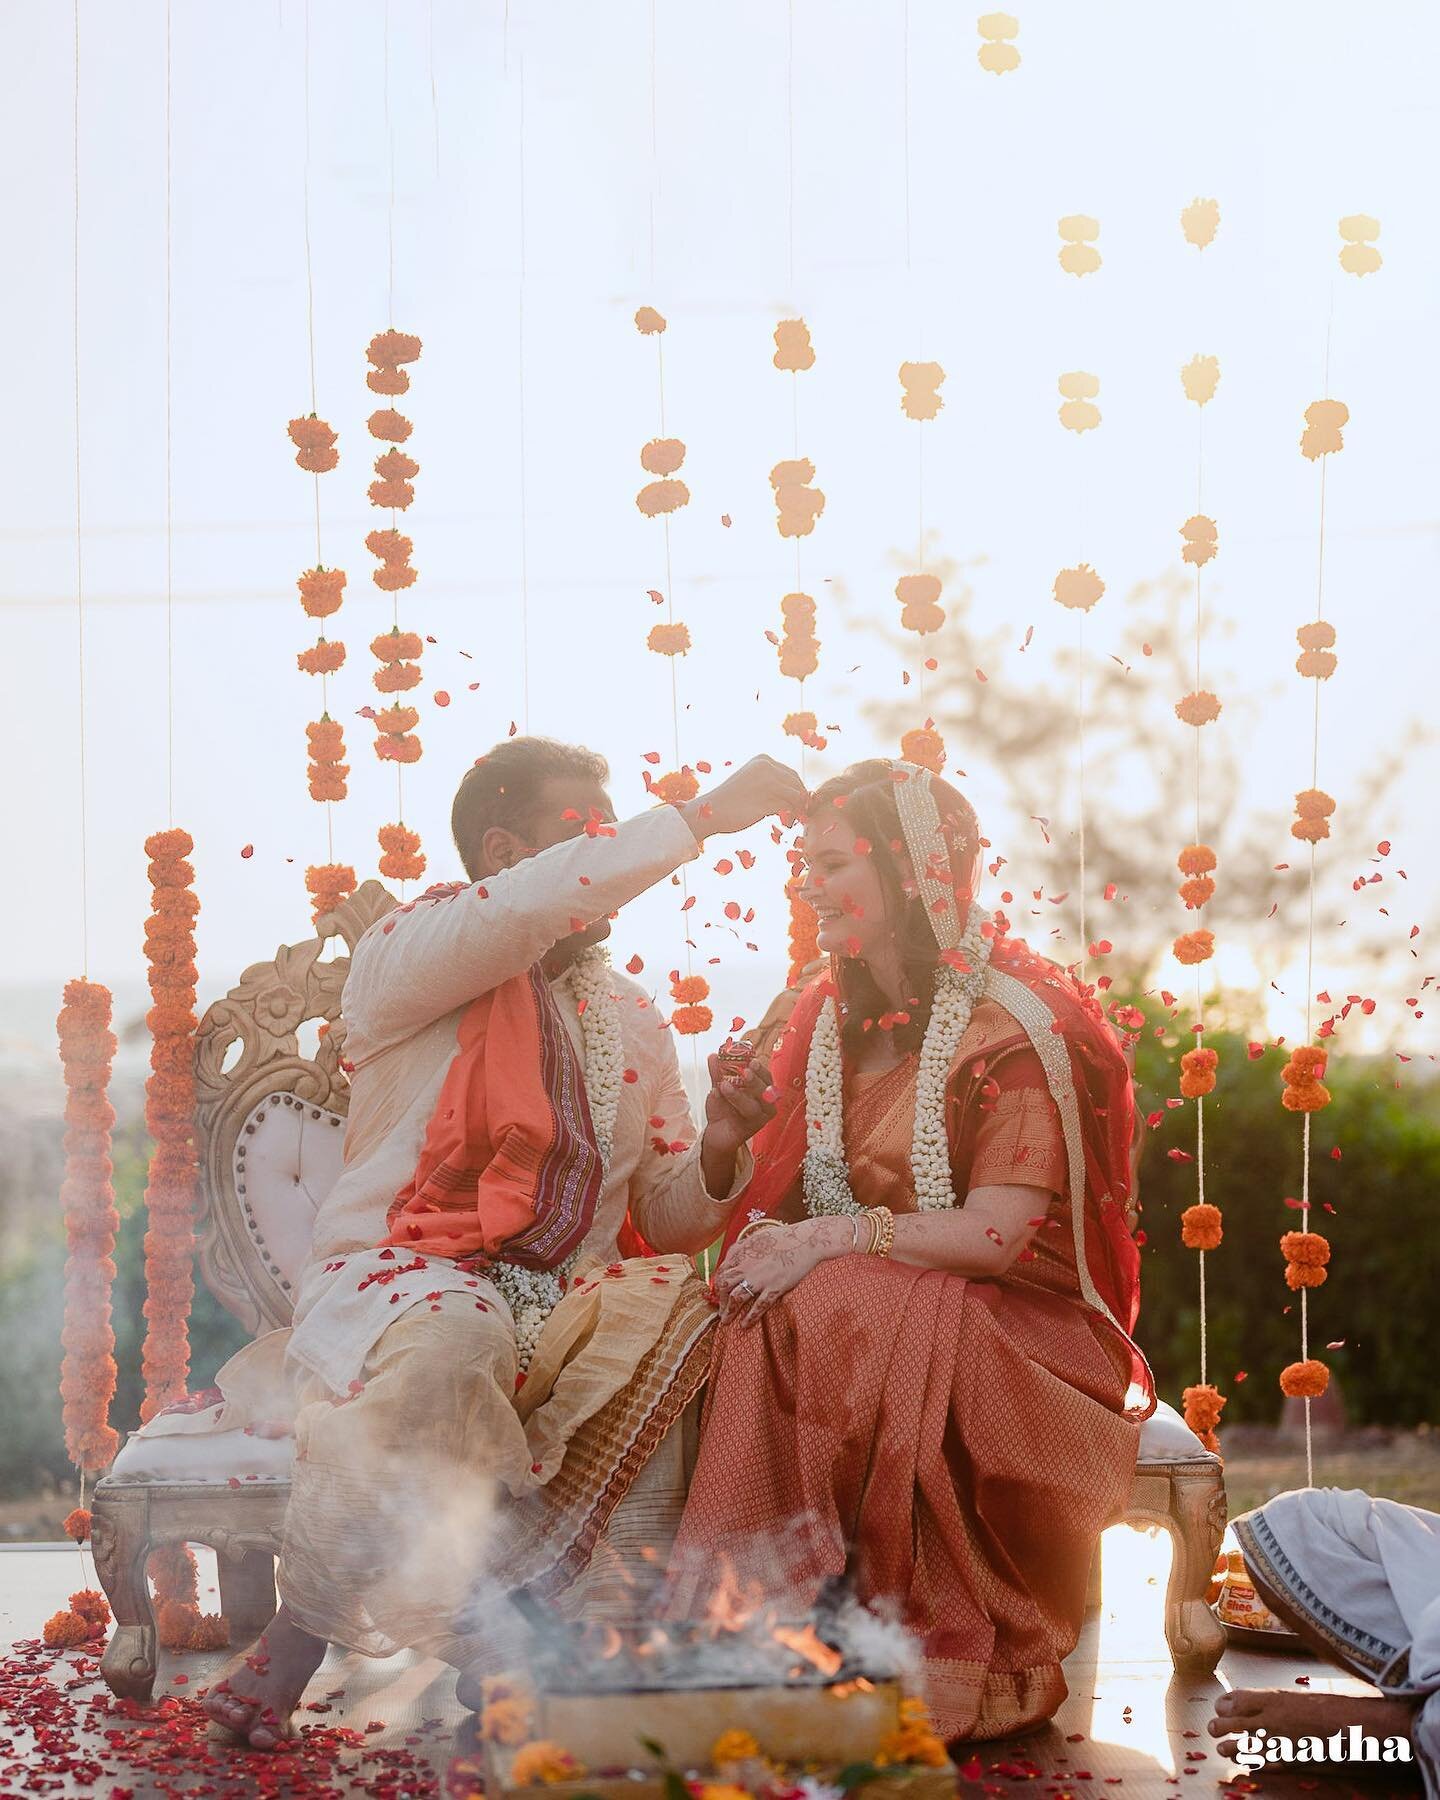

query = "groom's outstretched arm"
[[344, 806, 701, 1055]]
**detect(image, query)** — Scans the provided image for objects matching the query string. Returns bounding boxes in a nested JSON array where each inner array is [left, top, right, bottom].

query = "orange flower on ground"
[[297, 567, 346, 618], [378, 823, 426, 883], [1052, 564, 1104, 611], [1176, 690, 1222, 726], [652, 768, 699, 805], [70, 1588, 110, 1631], [711, 1729, 761, 1764], [297, 640, 346, 676], [647, 622, 691, 656], [1180, 1046, 1218, 1098], [56, 979, 119, 1473], [1182, 1381, 1226, 1453], [1181, 1203, 1223, 1250], [900, 725, 945, 774], [1177, 844, 1217, 876], [509, 1741, 585, 1786], [672, 1004, 713, 1035], [1173, 929, 1215, 965], [306, 863, 357, 926], [1280, 1359, 1329, 1398], [43, 1609, 91, 1649]]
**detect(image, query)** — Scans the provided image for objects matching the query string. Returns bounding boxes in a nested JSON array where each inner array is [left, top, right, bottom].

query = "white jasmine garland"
[[492, 947, 623, 1371], [802, 904, 995, 1219]]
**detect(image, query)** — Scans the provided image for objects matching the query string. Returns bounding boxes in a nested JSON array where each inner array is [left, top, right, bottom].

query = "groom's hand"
[[700, 1053, 777, 1195], [681, 756, 807, 843]]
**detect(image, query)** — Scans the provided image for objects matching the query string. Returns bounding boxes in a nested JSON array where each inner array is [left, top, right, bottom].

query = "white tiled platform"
[[0, 1529, 1415, 1799]]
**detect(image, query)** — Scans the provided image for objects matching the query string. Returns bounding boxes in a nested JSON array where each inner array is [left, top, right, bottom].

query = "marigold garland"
[[651, 768, 699, 805], [1052, 564, 1104, 611], [778, 591, 819, 680], [63, 1506, 92, 1542], [672, 1005, 713, 1035], [1280, 1044, 1331, 1113], [1177, 843, 1217, 876], [1300, 398, 1348, 461], [1176, 690, 1222, 727], [634, 306, 666, 335], [306, 716, 349, 804], [1182, 1382, 1226, 1454], [1280, 1359, 1329, 1398], [898, 361, 945, 421], [56, 979, 120, 1473], [1281, 1229, 1331, 1289], [1291, 786, 1336, 843], [786, 877, 819, 986], [770, 458, 824, 538], [899, 724, 946, 775], [297, 566, 346, 618], [1180, 1046, 1218, 1098], [305, 862, 357, 926], [647, 622, 691, 656], [895, 572, 944, 636], [376, 823, 426, 881], [286, 414, 338, 473], [1181, 1203, 1223, 1250], [1173, 929, 1215, 966], [783, 710, 824, 750]]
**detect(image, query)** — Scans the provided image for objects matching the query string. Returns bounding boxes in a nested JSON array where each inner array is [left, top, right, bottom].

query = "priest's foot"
[[202, 1605, 327, 1749], [1209, 1688, 1418, 1763]]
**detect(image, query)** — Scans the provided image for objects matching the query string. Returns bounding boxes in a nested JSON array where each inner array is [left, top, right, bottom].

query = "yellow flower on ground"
[[510, 1740, 585, 1786], [711, 1729, 761, 1765]]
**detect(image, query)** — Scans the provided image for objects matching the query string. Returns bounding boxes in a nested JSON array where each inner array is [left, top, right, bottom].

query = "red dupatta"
[[723, 933, 1152, 1415]]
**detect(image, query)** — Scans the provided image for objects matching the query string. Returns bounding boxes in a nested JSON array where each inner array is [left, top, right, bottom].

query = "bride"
[[666, 758, 1153, 1743]]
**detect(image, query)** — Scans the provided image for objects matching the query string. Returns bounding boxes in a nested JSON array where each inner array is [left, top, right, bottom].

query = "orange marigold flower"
[[482, 1697, 533, 1746], [378, 823, 423, 855], [900, 600, 946, 634], [306, 718, 345, 760], [510, 1741, 585, 1787], [375, 447, 420, 480], [375, 705, 419, 734], [1177, 844, 1217, 875], [368, 477, 415, 510], [1052, 563, 1105, 611], [1290, 817, 1329, 843], [653, 768, 699, 805], [783, 710, 818, 740], [672, 1003, 713, 1035], [295, 445, 339, 474], [298, 566, 347, 618], [373, 561, 417, 592], [778, 639, 819, 681], [366, 528, 412, 560], [1291, 1046, 1327, 1074], [671, 974, 710, 1004], [287, 415, 337, 451], [1279, 1359, 1329, 1399], [1179, 1046, 1219, 1097], [1280, 1041, 1331, 1112], [368, 408, 413, 443], [900, 726, 945, 774], [1297, 620, 1337, 650], [304, 863, 357, 925], [1296, 648, 1338, 679], [375, 732, 423, 764], [63, 1507, 92, 1543], [42, 1609, 90, 1649], [640, 437, 686, 475], [1285, 1262, 1328, 1290], [1173, 929, 1215, 965], [711, 1729, 761, 1765], [374, 661, 423, 693], [297, 639, 347, 676], [1178, 875, 1216, 909], [1181, 1203, 1223, 1250], [1280, 1230, 1330, 1268], [377, 823, 426, 881], [895, 573, 942, 607], [367, 328, 423, 368], [308, 767, 348, 804], [367, 365, 410, 395], [1176, 690, 1222, 726], [646, 622, 691, 656], [634, 305, 667, 335], [372, 630, 424, 663], [1295, 788, 1336, 819], [1182, 1382, 1226, 1437], [787, 880, 819, 986], [636, 478, 691, 517], [780, 592, 816, 620]]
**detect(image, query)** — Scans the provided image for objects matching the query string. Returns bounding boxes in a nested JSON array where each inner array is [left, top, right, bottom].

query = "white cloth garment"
[[1235, 1487, 1440, 1795]]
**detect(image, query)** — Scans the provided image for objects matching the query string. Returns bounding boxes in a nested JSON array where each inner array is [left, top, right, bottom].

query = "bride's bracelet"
[[863, 1205, 895, 1259]]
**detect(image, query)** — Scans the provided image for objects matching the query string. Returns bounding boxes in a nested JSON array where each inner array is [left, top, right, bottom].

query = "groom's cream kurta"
[[161, 805, 748, 1664]]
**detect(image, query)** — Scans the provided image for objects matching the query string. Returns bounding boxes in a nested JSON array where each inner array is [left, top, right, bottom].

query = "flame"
[[771, 1621, 843, 1678], [598, 1626, 623, 1660], [704, 1556, 763, 1634]]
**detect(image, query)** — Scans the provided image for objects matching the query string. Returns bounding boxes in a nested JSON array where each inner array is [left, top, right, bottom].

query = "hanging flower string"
[[367, 329, 426, 888], [1051, 562, 1105, 983], [773, 320, 825, 758], [1172, 294, 1229, 1451], [897, 357, 946, 756]]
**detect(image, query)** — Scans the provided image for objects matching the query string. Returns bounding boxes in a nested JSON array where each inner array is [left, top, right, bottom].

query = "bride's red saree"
[[666, 937, 1152, 1742]]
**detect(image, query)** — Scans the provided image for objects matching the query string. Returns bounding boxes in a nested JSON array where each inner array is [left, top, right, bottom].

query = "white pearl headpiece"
[[891, 760, 967, 953]]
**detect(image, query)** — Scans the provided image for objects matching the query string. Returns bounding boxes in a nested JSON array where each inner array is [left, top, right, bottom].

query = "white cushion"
[[1137, 1397, 1218, 1464], [233, 1092, 346, 1295], [105, 1427, 294, 1487]]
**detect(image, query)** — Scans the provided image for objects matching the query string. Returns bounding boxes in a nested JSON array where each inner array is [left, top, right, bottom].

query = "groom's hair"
[[452, 736, 611, 879]]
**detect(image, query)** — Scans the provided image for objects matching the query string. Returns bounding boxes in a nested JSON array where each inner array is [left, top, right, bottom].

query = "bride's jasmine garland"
[[802, 903, 994, 1217], [491, 947, 624, 1372]]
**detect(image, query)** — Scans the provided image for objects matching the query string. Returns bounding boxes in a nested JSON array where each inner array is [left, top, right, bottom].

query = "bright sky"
[[3, 0, 1437, 1086]]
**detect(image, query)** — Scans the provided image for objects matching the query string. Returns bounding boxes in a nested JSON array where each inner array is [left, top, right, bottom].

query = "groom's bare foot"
[[202, 1605, 327, 1750], [1209, 1688, 1419, 1762]]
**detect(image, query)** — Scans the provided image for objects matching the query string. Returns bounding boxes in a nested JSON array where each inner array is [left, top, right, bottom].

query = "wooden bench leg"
[[91, 1489, 159, 1703], [217, 1546, 278, 1643], [1163, 1467, 1228, 1674]]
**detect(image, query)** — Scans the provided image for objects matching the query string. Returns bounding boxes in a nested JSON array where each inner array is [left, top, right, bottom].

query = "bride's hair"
[[806, 759, 982, 1055]]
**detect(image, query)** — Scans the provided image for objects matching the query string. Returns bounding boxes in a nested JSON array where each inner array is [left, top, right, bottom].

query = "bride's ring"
[[733, 1278, 756, 1301]]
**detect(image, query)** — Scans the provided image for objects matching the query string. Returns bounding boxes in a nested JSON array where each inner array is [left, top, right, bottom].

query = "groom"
[[205, 736, 806, 1748]]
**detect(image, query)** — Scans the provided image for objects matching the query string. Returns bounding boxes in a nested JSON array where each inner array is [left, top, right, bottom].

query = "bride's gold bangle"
[[736, 1217, 783, 1245]]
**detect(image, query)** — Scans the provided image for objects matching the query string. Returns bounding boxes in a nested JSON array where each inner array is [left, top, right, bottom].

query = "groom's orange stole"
[[384, 963, 603, 1268]]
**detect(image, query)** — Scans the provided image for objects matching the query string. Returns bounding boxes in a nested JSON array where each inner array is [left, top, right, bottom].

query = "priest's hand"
[[680, 755, 808, 844], [699, 1053, 777, 1196]]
